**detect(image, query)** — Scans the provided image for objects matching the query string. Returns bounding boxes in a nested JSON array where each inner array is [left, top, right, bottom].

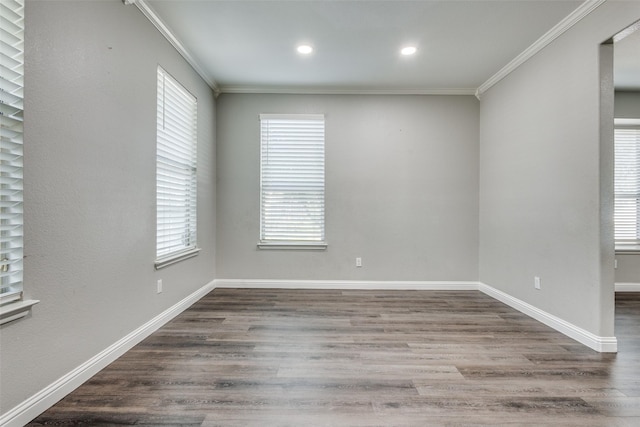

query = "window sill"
[[616, 245, 640, 255], [257, 242, 328, 251], [0, 299, 39, 326], [155, 248, 200, 270]]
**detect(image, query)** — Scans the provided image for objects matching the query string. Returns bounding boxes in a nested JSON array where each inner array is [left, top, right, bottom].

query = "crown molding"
[[476, 0, 606, 99], [130, 0, 220, 93], [219, 86, 477, 96]]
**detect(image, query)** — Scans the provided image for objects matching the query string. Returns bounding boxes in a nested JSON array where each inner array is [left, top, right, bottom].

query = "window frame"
[[0, 0, 38, 325], [258, 113, 327, 250], [614, 119, 640, 254], [155, 66, 199, 269]]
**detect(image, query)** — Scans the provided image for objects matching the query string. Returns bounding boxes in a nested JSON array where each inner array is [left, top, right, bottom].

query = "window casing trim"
[[155, 247, 201, 270], [257, 242, 328, 250], [0, 0, 32, 324], [615, 244, 640, 255], [259, 114, 326, 248], [614, 121, 640, 248], [0, 299, 39, 326], [155, 66, 198, 266]]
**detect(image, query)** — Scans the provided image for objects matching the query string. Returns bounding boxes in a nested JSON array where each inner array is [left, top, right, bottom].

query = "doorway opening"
[[609, 19, 640, 343]]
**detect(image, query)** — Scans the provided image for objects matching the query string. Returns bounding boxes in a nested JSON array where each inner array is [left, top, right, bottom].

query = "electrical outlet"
[[356, 257, 362, 267], [534, 276, 541, 290], [157, 279, 163, 294]]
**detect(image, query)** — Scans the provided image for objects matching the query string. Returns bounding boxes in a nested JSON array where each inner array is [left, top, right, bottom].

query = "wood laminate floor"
[[28, 290, 640, 426]]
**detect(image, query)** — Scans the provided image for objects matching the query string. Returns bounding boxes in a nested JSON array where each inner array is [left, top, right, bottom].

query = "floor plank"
[[27, 290, 640, 426]]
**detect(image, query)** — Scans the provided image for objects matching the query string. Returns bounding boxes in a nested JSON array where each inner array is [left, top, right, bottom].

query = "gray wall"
[[0, 0, 216, 412], [216, 94, 479, 281], [615, 91, 640, 119], [479, 2, 640, 337], [616, 254, 640, 283], [614, 91, 640, 284]]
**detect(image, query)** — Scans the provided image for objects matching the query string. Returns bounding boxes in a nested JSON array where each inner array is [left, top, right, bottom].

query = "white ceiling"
[[141, 0, 625, 94]]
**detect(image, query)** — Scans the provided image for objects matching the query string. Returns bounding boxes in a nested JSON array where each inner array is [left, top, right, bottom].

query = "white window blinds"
[[259, 114, 325, 246], [156, 67, 198, 266], [615, 127, 640, 247], [0, 0, 24, 304]]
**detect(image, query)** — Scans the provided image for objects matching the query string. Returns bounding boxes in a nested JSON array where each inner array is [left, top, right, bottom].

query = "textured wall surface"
[[0, 0, 216, 413], [216, 94, 479, 281]]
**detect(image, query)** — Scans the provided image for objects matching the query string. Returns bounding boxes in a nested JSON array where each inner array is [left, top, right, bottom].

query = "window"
[[614, 125, 640, 250], [155, 67, 198, 268], [1, 0, 37, 324], [259, 114, 326, 248]]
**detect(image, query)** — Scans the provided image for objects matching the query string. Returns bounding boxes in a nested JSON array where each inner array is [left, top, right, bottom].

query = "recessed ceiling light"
[[401, 46, 417, 56], [297, 45, 313, 55]]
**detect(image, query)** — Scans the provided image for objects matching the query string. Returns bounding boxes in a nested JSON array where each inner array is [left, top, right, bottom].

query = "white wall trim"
[[0, 280, 216, 427], [214, 279, 479, 291], [216, 279, 617, 353], [478, 282, 617, 353], [475, 0, 606, 99], [219, 87, 477, 96], [130, 0, 220, 93], [0, 299, 39, 326], [616, 282, 640, 292]]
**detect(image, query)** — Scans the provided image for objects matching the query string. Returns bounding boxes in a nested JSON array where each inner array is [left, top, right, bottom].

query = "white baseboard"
[[478, 282, 617, 353], [216, 279, 617, 353], [0, 280, 216, 427], [615, 282, 640, 292], [214, 279, 479, 291]]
